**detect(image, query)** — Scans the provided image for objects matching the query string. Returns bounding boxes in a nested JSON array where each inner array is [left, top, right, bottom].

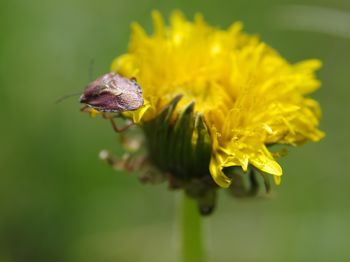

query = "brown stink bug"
[[80, 72, 144, 132], [80, 72, 144, 112]]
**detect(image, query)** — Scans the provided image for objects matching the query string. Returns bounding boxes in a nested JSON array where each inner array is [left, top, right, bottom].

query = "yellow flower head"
[[111, 10, 324, 190]]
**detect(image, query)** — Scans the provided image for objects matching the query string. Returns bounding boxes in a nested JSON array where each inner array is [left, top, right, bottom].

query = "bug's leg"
[[108, 114, 143, 151], [102, 113, 142, 151], [109, 118, 133, 132], [102, 113, 133, 133], [80, 106, 101, 117], [80, 105, 89, 112]]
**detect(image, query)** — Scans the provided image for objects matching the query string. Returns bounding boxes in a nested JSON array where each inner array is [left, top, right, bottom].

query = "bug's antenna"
[[89, 58, 95, 82], [55, 92, 82, 104], [56, 59, 95, 104]]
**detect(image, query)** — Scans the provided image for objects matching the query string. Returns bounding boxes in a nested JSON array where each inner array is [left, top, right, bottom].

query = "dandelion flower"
[[83, 10, 324, 214]]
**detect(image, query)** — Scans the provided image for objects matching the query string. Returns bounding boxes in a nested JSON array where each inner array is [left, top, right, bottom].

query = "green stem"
[[180, 192, 204, 262]]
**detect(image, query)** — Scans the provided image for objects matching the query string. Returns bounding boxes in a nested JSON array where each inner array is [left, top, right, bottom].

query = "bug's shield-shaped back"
[[80, 72, 144, 113]]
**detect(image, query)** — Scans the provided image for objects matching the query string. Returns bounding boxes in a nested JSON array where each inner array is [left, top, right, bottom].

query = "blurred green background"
[[1, 0, 350, 261]]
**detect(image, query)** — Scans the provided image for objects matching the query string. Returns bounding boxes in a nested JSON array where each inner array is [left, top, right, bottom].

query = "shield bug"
[[80, 72, 144, 112], [80, 72, 144, 132]]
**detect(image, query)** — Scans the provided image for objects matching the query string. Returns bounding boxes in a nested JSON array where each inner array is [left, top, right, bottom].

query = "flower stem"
[[180, 192, 205, 262]]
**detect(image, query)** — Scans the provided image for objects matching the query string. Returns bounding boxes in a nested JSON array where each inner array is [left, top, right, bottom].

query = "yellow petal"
[[209, 157, 232, 188], [274, 175, 282, 185], [122, 101, 152, 124], [250, 154, 282, 176], [152, 10, 165, 37], [111, 54, 139, 78], [295, 59, 322, 71], [132, 103, 151, 124]]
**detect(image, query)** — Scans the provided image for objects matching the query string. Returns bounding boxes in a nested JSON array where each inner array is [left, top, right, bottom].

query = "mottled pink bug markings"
[[80, 72, 144, 112]]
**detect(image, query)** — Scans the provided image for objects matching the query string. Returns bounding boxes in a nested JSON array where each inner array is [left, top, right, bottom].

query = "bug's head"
[[80, 72, 122, 112]]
